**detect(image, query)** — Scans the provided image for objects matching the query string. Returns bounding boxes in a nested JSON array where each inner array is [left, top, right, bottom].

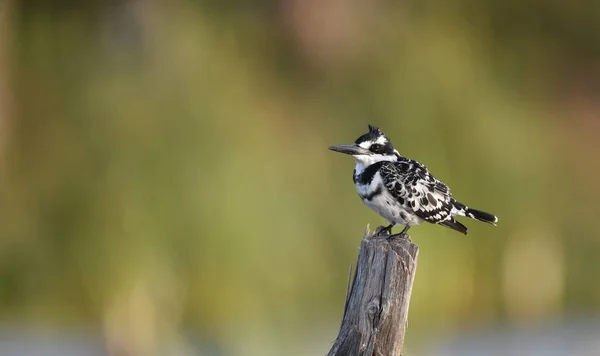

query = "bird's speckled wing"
[[379, 159, 455, 223]]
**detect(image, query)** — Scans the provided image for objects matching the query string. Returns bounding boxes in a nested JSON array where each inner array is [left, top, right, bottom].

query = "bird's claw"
[[374, 225, 393, 236], [387, 232, 411, 242]]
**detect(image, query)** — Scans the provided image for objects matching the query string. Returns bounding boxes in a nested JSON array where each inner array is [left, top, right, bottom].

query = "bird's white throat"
[[353, 154, 398, 175]]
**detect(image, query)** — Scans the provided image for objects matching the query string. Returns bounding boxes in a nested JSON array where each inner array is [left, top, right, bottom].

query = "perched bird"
[[329, 125, 497, 237]]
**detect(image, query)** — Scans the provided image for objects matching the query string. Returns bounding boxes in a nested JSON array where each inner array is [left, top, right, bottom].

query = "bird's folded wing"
[[380, 160, 454, 223]]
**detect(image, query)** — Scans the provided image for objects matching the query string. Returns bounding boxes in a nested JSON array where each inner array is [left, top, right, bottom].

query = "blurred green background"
[[1, 0, 600, 355]]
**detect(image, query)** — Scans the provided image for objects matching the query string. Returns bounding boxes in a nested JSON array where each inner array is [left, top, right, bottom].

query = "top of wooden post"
[[328, 225, 419, 356]]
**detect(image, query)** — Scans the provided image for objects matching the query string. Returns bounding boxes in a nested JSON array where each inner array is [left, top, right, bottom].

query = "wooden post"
[[328, 226, 419, 356]]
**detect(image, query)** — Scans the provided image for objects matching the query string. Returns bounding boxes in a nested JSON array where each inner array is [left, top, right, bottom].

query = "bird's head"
[[329, 125, 400, 166]]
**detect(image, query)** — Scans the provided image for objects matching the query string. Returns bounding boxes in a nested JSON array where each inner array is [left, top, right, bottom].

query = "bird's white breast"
[[356, 171, 424, 227]]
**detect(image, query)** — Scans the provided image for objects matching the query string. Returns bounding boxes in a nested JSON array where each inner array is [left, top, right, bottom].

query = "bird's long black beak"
[[328, 144, 370, 155]]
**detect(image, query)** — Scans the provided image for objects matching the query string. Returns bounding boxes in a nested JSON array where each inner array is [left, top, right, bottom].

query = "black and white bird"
[[329, 125, 497, 237]]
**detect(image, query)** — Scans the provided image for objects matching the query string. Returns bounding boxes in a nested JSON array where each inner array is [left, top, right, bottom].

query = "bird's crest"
[[368, 124, 382, 134]]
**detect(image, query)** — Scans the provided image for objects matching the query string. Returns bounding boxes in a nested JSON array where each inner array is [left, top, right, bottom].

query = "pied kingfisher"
[[329, 125, 497, 237]]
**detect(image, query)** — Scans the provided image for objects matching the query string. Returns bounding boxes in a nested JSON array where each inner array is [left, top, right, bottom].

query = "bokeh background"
[[0, 0, 599, 355]]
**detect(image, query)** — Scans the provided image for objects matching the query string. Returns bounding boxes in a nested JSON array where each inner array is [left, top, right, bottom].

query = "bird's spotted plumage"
[[330, 125, 497, 236], [379, 159, 452, 221]]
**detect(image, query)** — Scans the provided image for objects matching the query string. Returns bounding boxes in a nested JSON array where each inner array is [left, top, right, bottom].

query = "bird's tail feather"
[[453, 201, 498, 226], [439, 218, 468, 235], [466, 207, 498, 225]]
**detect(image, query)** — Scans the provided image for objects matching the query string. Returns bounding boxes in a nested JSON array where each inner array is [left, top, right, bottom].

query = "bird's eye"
[[370, 144, 382, 151]]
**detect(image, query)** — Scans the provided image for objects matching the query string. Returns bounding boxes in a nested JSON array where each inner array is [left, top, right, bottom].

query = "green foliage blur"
[[1, 0, 600, 355]]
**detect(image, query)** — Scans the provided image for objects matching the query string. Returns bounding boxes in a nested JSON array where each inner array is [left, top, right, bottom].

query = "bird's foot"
[[386, 231, 411, 242], [374, 224, 394, 236], [386, 225, 411, 241]]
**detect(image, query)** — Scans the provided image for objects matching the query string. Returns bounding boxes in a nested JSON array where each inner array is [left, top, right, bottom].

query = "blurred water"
[[0, 327, 105, 356], [0, 327, 226, 356], [2, 319, 600, 356], [423, 317, 600, 356]]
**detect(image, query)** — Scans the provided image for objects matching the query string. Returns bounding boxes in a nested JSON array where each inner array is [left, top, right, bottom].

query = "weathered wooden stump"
[[328, 226, 419, 356]]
